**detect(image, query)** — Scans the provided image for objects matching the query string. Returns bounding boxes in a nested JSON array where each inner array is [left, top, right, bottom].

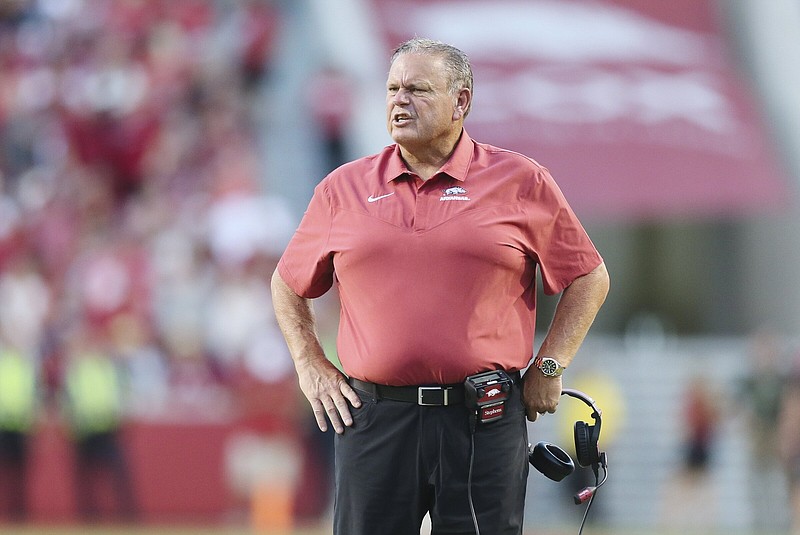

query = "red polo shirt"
[[278, 130, 602, 385]]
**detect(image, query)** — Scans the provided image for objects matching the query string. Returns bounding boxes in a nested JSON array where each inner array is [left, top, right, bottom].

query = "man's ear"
[[453, 88, 471, 120]]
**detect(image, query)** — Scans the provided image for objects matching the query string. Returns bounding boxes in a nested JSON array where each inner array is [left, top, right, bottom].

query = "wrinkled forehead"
[[387, 52, 448, 86]]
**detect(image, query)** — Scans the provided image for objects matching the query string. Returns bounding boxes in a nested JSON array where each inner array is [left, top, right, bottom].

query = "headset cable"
[[576, 452, 608, 535]]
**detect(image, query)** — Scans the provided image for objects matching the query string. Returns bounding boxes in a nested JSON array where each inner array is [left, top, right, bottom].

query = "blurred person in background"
[[740, 329, 790, 531], [272, 37, 609, 535], [61, 324, 137, 522], [682, 376, 720, 476], [0, 248, 49, 522], [659, 375, 721, 531], [779, 351, 800, 535], [0, 339, 37, 522]]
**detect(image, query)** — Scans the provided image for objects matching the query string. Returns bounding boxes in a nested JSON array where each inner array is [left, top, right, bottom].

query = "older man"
[[272, 37, 609, 535]]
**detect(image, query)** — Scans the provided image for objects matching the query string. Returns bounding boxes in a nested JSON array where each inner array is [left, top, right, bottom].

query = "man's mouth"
[[393, 111, 412, 125]]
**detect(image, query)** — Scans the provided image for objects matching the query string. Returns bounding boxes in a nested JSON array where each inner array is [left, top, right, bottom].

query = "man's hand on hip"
[[297, 356, 362, 434]]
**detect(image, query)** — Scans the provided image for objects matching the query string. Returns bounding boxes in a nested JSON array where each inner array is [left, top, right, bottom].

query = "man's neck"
[[399, 130, 462, 181]]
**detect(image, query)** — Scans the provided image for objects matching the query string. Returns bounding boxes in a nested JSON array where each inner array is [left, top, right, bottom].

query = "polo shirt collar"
[[386, 129, 474, 183]]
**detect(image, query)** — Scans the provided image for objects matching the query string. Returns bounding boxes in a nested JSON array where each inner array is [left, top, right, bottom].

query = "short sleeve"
[[523, 168, 603, 295], [277, 180, 336, 298]]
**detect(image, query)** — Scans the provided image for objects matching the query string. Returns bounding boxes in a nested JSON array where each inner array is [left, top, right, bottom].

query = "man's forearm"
[[270, 269, 327, 367], [536, 262, 610, 367], [271, 268, 360, 433]]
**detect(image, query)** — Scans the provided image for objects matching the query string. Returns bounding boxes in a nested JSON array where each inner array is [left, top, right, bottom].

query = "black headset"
[[529, 388, 607, 504]]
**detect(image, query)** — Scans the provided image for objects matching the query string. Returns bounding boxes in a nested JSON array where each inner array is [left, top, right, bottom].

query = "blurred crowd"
[[0, 0, 330, 523]]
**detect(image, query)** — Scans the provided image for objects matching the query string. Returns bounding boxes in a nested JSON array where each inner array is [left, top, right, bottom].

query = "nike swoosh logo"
[[367, 192, 395, 203]]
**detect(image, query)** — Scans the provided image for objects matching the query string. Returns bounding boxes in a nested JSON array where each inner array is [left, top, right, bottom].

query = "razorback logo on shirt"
[[440, 186, 470, 202]]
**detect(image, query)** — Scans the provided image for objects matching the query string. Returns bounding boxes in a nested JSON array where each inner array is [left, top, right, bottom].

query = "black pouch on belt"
[[464, 369, 514, 424]]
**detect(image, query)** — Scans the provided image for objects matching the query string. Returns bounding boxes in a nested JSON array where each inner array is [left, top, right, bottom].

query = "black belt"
[[349, 378, 465, 406]]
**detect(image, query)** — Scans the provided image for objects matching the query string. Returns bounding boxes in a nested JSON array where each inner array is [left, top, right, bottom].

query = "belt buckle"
[[418, 386, 448, 406]]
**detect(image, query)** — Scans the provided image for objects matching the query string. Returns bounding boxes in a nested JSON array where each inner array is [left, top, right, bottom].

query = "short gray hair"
[[390, 37, 473, 117]]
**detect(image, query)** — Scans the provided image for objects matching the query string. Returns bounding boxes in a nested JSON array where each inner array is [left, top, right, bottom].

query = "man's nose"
[[391, 88, 411, 104]]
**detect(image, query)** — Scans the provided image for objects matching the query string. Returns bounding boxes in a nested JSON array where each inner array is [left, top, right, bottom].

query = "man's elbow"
[[271, 266, 282, 287], [574, 261, 610, 304], [591, 261, 610, 299], [271, 266, 293, 300]]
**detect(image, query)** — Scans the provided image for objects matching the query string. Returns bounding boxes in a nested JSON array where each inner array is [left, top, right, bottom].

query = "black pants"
[[335, 381, 528, 535], [0, 430, 28, 521], [74, 431, 137, 521]]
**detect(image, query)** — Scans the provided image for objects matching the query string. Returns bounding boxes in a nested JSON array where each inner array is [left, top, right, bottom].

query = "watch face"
[[541, 358, 560, 376]]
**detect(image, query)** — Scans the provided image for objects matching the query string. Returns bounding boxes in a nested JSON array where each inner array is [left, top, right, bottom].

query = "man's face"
[[385, 53, 459, 152]]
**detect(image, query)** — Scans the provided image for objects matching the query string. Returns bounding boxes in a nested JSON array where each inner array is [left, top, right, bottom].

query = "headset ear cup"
[[530, 441, 575, 482], [573, 421, 596, 467]]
